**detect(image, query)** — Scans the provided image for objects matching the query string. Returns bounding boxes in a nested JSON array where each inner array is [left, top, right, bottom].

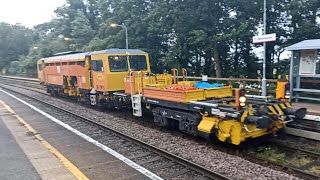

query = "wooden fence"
[[176, 76, 278, 95]]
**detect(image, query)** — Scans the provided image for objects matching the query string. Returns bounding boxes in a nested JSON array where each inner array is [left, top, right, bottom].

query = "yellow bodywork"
[[197, 116, 217, 133], [197, 115, 286, 145], [204, 86, 233, 98], [90, 53, 151, 92], [125, 73, 172, 94]]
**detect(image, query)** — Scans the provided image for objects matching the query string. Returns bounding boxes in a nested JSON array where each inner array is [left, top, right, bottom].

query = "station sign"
[[253, 33, 276, 44]]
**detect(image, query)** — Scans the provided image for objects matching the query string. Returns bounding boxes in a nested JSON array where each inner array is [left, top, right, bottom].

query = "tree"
[[71, 10, 96, 49], [2, 0, 320, 78], [0, 23, 33, 72]]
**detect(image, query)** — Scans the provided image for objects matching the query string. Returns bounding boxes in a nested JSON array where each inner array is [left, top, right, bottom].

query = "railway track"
[[1, 75, 320, 179], [0, 84, 230, 180], [287, 119, 320, 133], [246, 141, 320, 180], [3, 75, 320, 138]]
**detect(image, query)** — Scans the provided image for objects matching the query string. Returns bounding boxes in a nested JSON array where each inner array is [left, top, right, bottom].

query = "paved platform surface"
[[0, 116, 40, 180], [292, 102, 320, 116], [0, 105, 76, 180], [0, 90, 152, 180]]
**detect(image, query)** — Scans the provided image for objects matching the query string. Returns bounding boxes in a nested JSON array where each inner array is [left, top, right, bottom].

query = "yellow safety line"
[[0, 100, 15, 114], [0, 100, 89, 180]]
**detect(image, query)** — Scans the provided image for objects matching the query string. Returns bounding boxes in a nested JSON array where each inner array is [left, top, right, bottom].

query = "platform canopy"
[[285, 39, 320, 51], [285, 39, 320, 103]]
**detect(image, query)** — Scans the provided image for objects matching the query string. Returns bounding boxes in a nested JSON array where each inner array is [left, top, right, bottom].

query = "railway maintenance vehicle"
[[37, 49, 306, 145]]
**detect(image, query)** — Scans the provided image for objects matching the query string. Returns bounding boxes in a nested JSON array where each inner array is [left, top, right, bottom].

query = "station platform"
[[0, 104, 76, 180], [0, 90, 156, 180], [292, 102, 320, 116]]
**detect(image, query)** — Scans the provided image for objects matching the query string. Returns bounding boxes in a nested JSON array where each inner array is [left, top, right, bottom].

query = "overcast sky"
[[0, 0, 66, 27]]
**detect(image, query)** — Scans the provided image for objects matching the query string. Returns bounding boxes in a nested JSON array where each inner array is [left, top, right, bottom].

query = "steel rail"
[[0, 84, 230, 180], [2, 76, 320, 179]]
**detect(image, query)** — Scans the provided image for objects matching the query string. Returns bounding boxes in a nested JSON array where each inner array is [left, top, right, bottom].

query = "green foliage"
[[71, 10, 96, 49], [0, 23, 33, 73], [8, 61, 22, 75], [1, 0, 320, 77], [256, 148, 286, 164]]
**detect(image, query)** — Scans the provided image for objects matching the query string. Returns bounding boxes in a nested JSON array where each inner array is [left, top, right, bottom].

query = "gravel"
[[2, 84, 301, 180]]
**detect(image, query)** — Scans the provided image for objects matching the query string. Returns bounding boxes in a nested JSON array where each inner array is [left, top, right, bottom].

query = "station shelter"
[[285, 39, 320, 102]]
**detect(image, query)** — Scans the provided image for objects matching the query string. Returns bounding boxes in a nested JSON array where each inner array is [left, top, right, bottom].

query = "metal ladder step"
[[132, 94, 142, 117]]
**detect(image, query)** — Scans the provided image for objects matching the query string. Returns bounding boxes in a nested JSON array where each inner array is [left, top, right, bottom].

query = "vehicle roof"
[[40, 52, 89, 63], [89, 49, 147, 55], [41, 49, 147, 63]]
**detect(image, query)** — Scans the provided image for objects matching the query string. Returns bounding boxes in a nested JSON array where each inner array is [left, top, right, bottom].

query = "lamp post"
[[62, 37, 73, 50], [110, 23, 128, 51], [262, 0, 267, 97]]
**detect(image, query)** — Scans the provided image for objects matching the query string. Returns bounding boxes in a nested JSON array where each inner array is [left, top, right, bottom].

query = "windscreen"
[[108, 56, 128, 72], [108, 55, 147, 72], [129, 55, 147, 71]]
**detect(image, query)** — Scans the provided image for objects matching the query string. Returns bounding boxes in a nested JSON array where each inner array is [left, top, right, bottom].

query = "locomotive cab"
[[89, 49, 151, 92]]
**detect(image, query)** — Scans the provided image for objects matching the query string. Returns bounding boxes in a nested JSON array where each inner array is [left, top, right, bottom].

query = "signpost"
[[253, 33, 276, 44], [253, 33, 277, 97]]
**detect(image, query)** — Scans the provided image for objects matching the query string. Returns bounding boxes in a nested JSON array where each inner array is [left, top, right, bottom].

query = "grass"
[[315, 144, 320, 153], [308, 166, 320, 175], [256, 148, 286, 164], [287, 153, 311, 167]]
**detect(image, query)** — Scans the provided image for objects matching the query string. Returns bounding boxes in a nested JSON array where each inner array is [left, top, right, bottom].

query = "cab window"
[[108, 56, 128, 72], [129, 55, 147, 71], [91, 60, 104, 72], [38, 64, 43, 71]]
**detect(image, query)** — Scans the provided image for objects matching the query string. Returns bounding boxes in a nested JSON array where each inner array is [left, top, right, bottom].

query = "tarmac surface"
[[0, 90, 153, 180], [0, 117, 41, 180]]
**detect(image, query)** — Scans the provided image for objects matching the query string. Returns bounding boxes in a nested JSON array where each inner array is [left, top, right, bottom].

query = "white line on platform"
[[0, 89, 163, 180]]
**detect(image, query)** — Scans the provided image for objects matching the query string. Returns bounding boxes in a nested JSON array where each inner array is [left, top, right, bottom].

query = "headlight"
[[239, 96, 246, 103], [240, 102, 246, 107]]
